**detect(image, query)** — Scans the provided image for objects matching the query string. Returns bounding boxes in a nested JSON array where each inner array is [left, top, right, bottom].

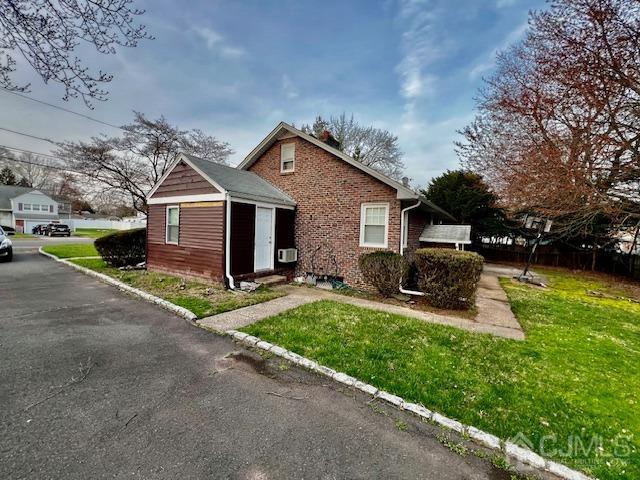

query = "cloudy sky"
[[0, 0, 544, 187]]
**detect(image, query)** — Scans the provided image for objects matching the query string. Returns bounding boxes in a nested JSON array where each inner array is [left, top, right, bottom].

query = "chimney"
[[402, 176, 410, 187], [320, 130, 340, 149]]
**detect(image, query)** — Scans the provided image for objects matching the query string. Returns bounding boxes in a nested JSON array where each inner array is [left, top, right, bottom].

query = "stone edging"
[[226, 329, 592, 480], [38, 247, 198, 322]]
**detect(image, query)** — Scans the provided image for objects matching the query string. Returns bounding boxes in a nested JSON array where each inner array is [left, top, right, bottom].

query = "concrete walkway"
[[199, 272, 525, 340]]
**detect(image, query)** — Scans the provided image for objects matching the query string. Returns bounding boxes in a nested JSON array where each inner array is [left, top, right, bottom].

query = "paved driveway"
[[0, 252, 530, 479]]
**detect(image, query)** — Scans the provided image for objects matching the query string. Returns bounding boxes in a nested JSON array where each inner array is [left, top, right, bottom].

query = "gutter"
[[399, 200, 425, 297], [224, 193, 236, 289]]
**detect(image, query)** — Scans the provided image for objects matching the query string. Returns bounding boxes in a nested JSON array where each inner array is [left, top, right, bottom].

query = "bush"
[[414, 248, 484, 309], [358, 251, 406, 297], [94, 228, 146, 267]]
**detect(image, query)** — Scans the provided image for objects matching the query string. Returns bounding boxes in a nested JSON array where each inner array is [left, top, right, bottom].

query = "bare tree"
[[56, 112, 233, 212], [302, 113, 405, 180], [457, 0, 640, 246], [11, 152, 56, 189], [0, 0, 151, 105]]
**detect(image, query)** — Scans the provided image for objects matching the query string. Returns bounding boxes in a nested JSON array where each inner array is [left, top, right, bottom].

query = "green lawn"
[[42, 243, 99, 258], [72, 228, 118, 238], [242, 271, 640, 480], [69, 258, 283, 318], [12, 233, 35, 239]]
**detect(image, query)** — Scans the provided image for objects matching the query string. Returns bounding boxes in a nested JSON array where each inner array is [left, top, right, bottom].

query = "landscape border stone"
[[226, 328, 593, 480]]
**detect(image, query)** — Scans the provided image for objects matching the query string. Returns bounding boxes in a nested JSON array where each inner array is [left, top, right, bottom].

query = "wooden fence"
[[473, 244, 640, 281]]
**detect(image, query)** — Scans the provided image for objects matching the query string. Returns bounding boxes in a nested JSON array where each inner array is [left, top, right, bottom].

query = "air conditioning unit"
[[278, 248, 298, 263]]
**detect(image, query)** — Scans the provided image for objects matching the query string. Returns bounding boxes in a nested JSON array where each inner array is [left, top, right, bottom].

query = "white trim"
[[225, 193, 235, 289], [165, 205, 180, 245], [146, 153, 227, 200], [254, 206, 275, 272], [280, 143, 295, 173], [229, 196, 295, 210], [359, 202, 389, 248], [148, 193, 225, 205], [400, 200, 421, 255], [419, 237, 472, 245]]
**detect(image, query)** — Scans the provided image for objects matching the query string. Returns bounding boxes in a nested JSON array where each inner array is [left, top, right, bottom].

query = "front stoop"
[[255, 274, 288, 286]]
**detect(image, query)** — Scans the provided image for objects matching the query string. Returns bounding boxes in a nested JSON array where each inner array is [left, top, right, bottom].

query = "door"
[[254, 207, 273, 271]]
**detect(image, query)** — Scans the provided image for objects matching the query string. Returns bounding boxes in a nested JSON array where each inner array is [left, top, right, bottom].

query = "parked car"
[[0, 226, 12, 262], [1, 225, 15, 236], [44, 223, 71, 237], [32, 224, 47, 235]]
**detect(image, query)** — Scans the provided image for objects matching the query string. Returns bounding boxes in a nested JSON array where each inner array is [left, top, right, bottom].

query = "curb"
[[39, 248, 198, 322], [227, 329, 592, 480]]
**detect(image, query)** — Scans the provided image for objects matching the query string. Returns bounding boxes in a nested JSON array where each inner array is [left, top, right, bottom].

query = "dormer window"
[[281, 143, 295, 173]]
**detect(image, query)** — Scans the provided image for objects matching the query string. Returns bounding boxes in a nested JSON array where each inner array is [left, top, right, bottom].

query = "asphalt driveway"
[[0, 252, 535, 479]]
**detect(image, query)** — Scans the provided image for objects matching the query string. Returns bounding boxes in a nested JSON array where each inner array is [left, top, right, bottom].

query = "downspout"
[[224, 193, 236, 290], [399, 200, 425, 296]]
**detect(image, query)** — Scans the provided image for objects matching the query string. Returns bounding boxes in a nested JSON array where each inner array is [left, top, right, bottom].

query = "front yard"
[[69, 258, 283, 318], [42, 243, 99, 258], [242, 270, 639, 480]]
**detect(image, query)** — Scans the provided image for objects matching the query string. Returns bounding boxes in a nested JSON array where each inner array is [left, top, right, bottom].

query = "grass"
[[72, 228, 118, 238], [11, 233, 35, 238], [68, 258, 283, 318], [41, 243, 99, 258], [242, 270, 640, 480]]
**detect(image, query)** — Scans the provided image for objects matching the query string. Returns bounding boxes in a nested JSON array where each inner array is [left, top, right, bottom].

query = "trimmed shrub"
[[414, 248, 484, 309], [95, 228, 146, 267], [358, 251, 406, 297]]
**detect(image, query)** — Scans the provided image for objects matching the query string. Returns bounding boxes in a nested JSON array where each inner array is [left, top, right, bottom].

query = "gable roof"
[[147, 153, 296, 207], [237, 122, 454, 220], [0, 185, 36, 210], [420, 224, 471, 244]]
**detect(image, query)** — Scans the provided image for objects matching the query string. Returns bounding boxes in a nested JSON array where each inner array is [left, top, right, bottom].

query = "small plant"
[[413, 248, 484, 309], [94, 228, 146, 267], [358, 251, 407, 297], [395, 420, 409, 432]]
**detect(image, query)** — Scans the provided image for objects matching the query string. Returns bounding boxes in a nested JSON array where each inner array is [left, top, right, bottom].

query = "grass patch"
[[42, 243, 98, 258], [69, 258, 283, 318], [72, 228, 118, 238], [11, 233, 35, 238], [243, 270, 640, 480]]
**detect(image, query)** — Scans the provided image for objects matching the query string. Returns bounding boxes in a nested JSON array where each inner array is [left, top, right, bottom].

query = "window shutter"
[[50, 205, 53, 213], [18, 203, 22, 211]]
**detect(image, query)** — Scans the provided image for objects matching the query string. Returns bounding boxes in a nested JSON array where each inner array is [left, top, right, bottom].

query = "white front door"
[[254, 207, 273, 271]]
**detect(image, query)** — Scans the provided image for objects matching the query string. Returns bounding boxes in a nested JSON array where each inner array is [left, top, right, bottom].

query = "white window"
[[41, 204, 48, 211], [166, 206, 179, 244], [23, 203, 32, 211], [281, 143, 295, 173], [360, 203, 389, 248], [33, 204, 40, 211]]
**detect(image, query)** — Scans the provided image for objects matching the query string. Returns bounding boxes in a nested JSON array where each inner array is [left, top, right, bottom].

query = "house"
[[0, 185, 62, 233], [145, 122, 465, 288]]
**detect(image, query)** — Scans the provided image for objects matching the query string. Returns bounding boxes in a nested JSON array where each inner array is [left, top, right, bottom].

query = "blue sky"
[[0, 0, 545, 187]]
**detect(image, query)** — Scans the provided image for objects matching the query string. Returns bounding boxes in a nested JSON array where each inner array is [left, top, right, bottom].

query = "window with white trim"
[[33, 204, 40, 211], [360, 203, 389, 248], [281, 143, 295, 173], [23, 203, 32, 211], [166, 206, 179, 244], [41, 204, 48, 211]]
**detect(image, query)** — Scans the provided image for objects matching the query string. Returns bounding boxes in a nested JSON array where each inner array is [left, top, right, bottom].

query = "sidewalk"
[[199, 273, 524, 340]]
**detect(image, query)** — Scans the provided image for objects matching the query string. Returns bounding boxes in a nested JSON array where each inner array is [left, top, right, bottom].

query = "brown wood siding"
[[275, 208, 295, 268], [151, 161, 219, 198], [230, 202, 255, 276], [146, 203, 225, 281]]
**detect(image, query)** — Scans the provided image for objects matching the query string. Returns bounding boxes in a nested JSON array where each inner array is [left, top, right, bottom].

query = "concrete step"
[[256, 275, 287, 286]]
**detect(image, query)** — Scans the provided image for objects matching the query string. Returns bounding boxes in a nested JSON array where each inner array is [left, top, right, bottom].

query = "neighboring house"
[[145, 122, 464, 288], [0, 185, 61, 233]]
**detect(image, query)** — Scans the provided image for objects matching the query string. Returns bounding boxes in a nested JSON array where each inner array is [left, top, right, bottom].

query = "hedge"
[[414, 248, 484, 309], [94, 228, 146, 267], [358, 251, 406, 297]]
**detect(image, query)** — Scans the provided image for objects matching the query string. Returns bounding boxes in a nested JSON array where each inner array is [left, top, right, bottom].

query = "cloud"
[[193, 26, 245, 58], [468, 21, 528, 79], [281, 74, 299, 99], [496, 0, 518, 8]]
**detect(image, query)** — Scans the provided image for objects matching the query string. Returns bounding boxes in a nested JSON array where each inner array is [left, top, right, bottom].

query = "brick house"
[[145, 122, 461, 288]]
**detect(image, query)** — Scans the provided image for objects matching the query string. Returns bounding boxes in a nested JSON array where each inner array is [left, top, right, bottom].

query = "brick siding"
[[248, 136, 402, 287]]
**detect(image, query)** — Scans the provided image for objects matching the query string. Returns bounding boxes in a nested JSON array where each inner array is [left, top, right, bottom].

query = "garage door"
[[25, 220, 52, 233]]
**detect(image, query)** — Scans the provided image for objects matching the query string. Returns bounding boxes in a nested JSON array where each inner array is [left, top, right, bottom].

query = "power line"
[[0, 144, 62, 161], [0, 87, 124, 131], [0, 126, 57, 144], [0, 154, 86, 176]]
